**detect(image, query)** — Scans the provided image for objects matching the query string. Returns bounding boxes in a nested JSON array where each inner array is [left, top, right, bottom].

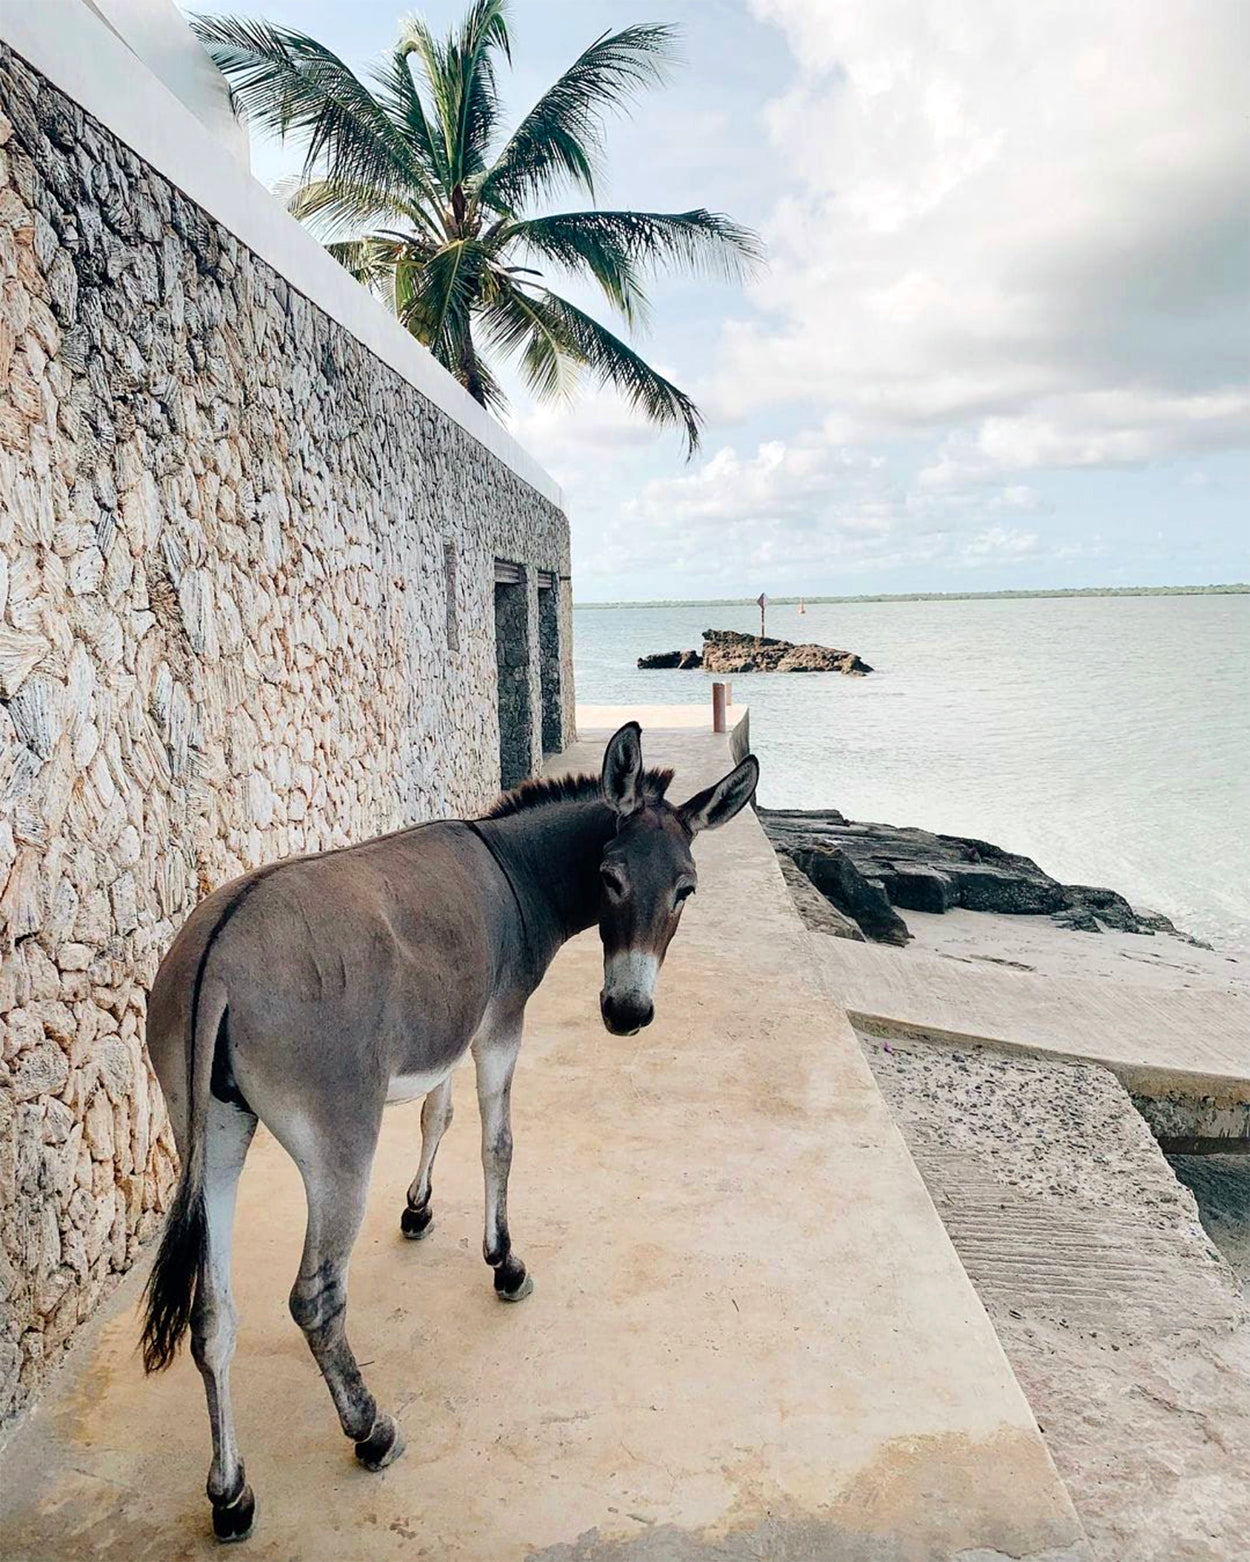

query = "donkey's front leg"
[[472, 1011, 531, 1301], [289, 1116, 404, 1472]]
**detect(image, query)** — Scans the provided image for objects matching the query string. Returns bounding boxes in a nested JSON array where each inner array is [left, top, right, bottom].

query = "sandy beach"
[[904, 905, 1250, 992]]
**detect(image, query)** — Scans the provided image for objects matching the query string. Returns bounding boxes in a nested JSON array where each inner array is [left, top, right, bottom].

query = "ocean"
[[573, 593, 1250, 957]]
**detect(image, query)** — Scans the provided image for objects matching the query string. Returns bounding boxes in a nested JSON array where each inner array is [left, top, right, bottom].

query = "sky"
[[180, 0, 1250, 601]]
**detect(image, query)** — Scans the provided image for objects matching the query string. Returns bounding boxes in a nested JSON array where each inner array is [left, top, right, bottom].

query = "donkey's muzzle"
[[599, 990, 654, 1036]]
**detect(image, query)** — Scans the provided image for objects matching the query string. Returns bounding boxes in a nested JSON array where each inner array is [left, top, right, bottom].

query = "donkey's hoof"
[[400, 1204, 433, 1240], [495, 1268, 534, 1303], [211, 1483, 256, 1543], [355, 1413, 405, 1472]]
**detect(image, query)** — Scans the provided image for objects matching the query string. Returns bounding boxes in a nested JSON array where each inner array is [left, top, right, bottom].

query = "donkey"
[[140, 722, 758, 1541]]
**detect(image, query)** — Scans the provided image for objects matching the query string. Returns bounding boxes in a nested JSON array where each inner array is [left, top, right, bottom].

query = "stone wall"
[[0, 44, 572, 1425]]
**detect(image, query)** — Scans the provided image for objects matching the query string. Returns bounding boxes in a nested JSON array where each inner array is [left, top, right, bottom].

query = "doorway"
[[537, 572, 562, 757], [494, 561, 532, 790]]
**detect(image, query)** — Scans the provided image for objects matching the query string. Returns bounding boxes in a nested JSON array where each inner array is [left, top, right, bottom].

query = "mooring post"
[[712, 681, 731, 733]]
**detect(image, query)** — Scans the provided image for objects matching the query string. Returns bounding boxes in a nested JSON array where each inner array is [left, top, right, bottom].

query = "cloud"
[[917, 388, 1250, 485], [710, 0, 1250, 470], [560, 435, 1083, 594], [630, 438, 883, 526], [959, 525, 1040, 563]]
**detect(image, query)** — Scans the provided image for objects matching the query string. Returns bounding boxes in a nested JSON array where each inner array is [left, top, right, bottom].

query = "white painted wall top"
[[0, 0, 563, 507], [81, 0, 250, 166]]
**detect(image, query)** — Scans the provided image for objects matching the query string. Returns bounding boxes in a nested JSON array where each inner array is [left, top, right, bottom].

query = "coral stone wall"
[[0, 45, 572, 1425]]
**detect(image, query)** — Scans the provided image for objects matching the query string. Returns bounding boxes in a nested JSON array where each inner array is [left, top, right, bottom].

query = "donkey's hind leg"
[[472, 1009, 532, 1302], [289, 1124, 404, 1472], [400, 1077, 453, 1239], [191, 1097, 258, 1543]]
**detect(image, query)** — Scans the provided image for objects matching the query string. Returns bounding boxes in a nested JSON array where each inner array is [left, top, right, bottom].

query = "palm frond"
[[199, 8, 738, 450], [284, 176, 438, 240], [368, 43, 451, 194], [325, 235, 415, 290], [396, 238, 487, 363], [192, 16, 425, 198], [498, 208, 763, 325], [396, 0, 509, 187], [485, 279, 702, 452], [481, 275, 578, 401], [481, 25, 675, 213]]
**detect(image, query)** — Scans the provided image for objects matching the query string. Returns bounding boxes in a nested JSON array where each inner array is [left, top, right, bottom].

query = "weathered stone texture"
[[0, 46, 572, 1425]]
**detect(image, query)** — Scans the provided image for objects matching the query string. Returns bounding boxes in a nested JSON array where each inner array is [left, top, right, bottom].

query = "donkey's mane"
[[483, 767, 675, 821]]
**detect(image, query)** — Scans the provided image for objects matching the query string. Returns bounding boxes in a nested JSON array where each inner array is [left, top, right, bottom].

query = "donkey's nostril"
[[600, 991, 653, 1036]]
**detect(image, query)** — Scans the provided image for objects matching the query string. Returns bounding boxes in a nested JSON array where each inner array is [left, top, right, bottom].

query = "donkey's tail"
[[140, 974, 228, 1374]]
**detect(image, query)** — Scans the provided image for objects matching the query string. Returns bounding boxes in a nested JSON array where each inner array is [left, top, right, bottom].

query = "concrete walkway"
[[816, 934, 1250, 1114], [0, 711, 1085, 1561]]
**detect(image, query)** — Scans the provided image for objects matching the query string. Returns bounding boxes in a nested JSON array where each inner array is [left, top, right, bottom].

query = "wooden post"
[[712, 681, 731, 733], [757, 591, 767, 637]]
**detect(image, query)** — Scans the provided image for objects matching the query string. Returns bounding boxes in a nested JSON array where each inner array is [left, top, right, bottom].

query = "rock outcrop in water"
[[636, 648, 704, 670], [761, 807, 1201, 947], [638, 629, 872, 675]]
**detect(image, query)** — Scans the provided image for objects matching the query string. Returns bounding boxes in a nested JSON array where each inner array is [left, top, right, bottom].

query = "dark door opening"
[[537, 574, 562, 757], [494, 562, 532, 790]]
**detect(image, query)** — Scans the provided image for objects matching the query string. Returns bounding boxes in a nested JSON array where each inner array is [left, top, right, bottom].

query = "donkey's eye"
[[600, 866, 627, 897], [674, 883, 696, 907]]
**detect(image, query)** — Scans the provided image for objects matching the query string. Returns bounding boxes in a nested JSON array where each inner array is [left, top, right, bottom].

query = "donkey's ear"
[[677, 755, 759, 836], [602, 722, 644, 817]]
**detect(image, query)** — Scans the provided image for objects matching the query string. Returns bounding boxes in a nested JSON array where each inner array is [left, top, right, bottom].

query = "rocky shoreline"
[[639, 629, 873, 675], [761, 806, 1205, 949]]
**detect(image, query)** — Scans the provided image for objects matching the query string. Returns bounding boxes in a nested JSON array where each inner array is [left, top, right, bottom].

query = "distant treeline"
[[575, 584, 1249, 609]]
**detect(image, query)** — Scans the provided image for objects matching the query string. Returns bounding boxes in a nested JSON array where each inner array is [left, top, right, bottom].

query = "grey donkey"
[[140, 722, 759, 1541]]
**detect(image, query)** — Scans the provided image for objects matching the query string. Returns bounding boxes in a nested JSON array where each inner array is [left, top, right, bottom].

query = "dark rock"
[[780, 843, 910, 946], [1060, 886, 1210, 947], [887, 864, 957, 913], [1061, 884, 1141, 933], [636, 649, 702, 670], [940, 863, 1069, 915], [702, 629, 873, 675], [637, 629, 871, 675], [762, 808, 1202, 946], [776, 853, 866, 941]]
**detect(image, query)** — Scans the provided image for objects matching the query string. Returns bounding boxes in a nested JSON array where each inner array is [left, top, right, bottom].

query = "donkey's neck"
[[476, 798, 614, 978]]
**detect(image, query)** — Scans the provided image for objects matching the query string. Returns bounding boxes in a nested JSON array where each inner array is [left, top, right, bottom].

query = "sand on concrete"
[[902, 906, 1249, 992], [857, 1028, 1250, 1562]]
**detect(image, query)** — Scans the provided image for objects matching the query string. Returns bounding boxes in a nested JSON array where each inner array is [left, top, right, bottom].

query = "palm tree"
[[194, 2, 761, 452]]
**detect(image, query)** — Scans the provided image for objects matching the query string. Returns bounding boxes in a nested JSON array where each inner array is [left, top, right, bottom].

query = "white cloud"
[[918, 387, 1250, 485], [560, 434, 1086, 594], [712, 0, 1249, 469], [630, 438, 881, 525], [509, 388, 660, 474], [959, 525, 1040, 563]]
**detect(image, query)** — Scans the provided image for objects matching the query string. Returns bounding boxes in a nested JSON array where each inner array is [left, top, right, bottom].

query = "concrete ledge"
[[818, 938, 1250, 1095], [0, 715, 1087, 1559]]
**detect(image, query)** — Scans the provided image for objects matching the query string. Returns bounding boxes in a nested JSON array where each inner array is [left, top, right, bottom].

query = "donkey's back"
[[147, 821, 502, 1147]]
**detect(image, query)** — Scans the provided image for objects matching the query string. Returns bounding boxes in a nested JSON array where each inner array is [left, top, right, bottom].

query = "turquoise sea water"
[[574, 594, 1250, 956]]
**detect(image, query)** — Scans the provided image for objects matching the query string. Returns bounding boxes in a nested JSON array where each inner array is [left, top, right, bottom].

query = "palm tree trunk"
[[458, 324, 488, 407]]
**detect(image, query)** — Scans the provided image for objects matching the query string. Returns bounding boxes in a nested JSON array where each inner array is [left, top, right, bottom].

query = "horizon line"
[[573, 582, 1250, 608]]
